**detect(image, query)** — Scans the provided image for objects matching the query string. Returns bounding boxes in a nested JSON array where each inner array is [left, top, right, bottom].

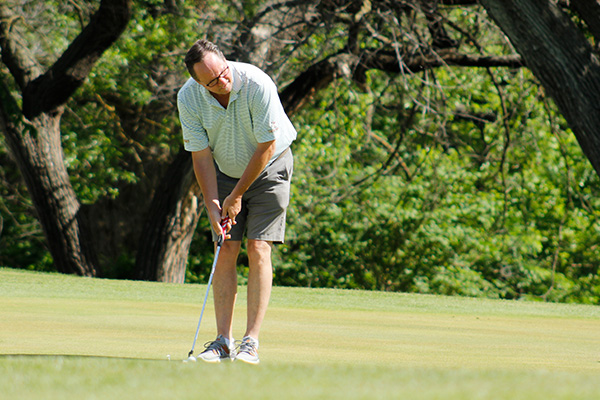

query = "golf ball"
[[188, 355, 197, 362]]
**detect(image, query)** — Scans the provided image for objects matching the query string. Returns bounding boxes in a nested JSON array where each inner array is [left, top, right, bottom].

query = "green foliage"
[[1, 0, 599, 303], [62, 6, 195, 204], [277, 65, 600, 304], [0, 134, 54, 271]]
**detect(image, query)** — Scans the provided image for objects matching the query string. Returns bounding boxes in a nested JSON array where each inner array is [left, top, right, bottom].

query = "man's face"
[[193, 52, 233, 95]]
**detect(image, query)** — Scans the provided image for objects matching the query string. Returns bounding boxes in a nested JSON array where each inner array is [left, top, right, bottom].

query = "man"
[[177, 39, 296, 364]]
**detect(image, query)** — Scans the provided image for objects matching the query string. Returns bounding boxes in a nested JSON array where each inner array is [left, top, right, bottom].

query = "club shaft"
[[188, 243, 221, 356]]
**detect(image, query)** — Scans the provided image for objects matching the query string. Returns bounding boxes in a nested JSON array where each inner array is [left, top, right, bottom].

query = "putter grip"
[[217, 217, 229, 247]]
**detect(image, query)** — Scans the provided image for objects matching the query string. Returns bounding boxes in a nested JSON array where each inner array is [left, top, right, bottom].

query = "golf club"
[[187, 218, 229, 361]]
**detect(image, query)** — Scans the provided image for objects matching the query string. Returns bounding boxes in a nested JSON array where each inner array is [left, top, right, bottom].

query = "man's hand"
[[218, 216, 232, 240], [221, 194, 242, 226], [208, 204, 233, 240]]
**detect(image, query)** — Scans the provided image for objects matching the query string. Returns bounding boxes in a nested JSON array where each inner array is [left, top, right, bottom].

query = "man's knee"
[[216, 240, 242, 265], [219, 240, 242, 251], [247, 240, 273, 262]]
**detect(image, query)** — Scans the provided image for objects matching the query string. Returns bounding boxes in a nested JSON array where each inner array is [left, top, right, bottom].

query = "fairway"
[[1, 268, 599, 399]]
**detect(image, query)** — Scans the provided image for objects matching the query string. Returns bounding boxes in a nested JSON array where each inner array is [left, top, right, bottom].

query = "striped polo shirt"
[[177, 61, 297, 178]]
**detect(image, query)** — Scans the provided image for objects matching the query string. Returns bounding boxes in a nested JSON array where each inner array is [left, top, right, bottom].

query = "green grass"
[[1, 267, 599, 399]]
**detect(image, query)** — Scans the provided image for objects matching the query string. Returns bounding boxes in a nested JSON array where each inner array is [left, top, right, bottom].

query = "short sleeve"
[[178, 93, 209, 152], [249, 77, 282, 143]]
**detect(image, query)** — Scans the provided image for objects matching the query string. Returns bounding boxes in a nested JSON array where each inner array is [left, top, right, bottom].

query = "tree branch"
[[280, 49, 523, 114], [569, 0, 600, 46], [22, 0, 132, 119], [0, 4, 42, 90], [480, 0, 600, 177], [360, 49, 523, 72], [280, 53, 358, 114]]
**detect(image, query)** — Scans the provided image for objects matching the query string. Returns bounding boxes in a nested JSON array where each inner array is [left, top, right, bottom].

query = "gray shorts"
[[213, 149, 293, 244]]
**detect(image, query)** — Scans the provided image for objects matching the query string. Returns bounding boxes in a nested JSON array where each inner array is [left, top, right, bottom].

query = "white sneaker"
[[198, 335, 234, 363], [234, 336, 260, 364]]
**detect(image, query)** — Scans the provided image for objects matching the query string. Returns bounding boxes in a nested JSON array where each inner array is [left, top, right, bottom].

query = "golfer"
[[177, 39, 296, 364]]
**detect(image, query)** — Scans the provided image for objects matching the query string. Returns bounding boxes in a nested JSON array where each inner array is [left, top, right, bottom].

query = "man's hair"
[[185, 39, 226, 80]]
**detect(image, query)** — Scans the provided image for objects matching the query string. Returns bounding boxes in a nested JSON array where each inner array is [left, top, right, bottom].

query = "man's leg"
[[212, 240, 242, 340], [198, 240, 241, 362], [244, 239, 273, 339]]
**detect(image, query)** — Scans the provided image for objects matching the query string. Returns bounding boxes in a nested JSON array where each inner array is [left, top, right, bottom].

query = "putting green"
[[1, 268, 599, 399]]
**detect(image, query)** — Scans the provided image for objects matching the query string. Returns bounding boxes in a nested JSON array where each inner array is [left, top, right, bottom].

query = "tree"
[[1, 0, 598, 297], [0, 0, 132, 275], [479, 0, 600, 177]]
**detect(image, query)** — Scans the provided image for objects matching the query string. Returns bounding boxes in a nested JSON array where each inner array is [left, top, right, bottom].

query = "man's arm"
[[221, 140, 277, 223], [191, 148, 230, 238]]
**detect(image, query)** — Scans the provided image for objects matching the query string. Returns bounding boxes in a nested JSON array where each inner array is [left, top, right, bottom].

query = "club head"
[[183, 355, 197, 363]]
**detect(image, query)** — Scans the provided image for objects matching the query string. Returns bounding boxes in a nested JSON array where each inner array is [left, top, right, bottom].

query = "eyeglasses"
[[206, 65, 229, 88]]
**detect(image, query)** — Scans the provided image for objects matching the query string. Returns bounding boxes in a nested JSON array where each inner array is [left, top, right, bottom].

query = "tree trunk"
[[0, 90, 97, 275], [0, 0, 131, 276], [480, 0, 600, 177], [135, 148, 203, 282]]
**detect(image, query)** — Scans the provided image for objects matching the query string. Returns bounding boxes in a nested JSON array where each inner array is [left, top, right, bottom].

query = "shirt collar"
[[229, 62, 241, 101]]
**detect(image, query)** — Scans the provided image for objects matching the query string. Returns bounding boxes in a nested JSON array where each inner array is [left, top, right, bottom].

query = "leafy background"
[[1, 1, 599, 303]]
